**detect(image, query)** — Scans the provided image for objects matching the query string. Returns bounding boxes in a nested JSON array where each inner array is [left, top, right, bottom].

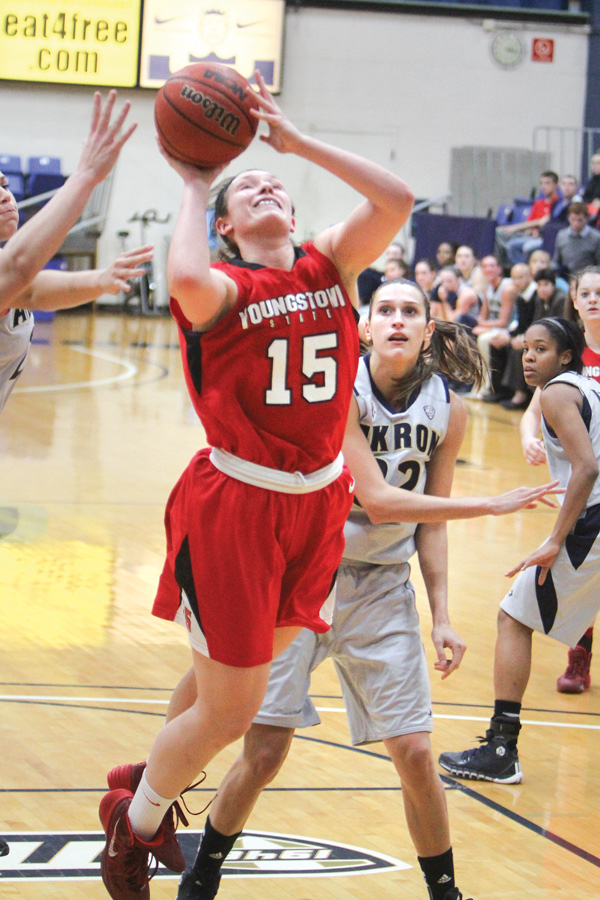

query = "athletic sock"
[[418, 847, 455, 900], [193, 816, 241, 875], [492, 700, 522, 746], [576, 627, 594, 654], [128, 770, 178, 842]]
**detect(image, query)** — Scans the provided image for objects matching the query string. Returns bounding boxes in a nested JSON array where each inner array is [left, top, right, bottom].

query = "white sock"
[[127, 771, 178, 842]]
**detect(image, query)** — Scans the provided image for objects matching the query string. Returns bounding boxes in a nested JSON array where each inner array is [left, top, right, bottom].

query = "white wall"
[[0, 6, 590, 292]]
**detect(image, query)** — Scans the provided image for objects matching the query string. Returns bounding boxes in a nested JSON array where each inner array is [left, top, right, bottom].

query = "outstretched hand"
[[99, 245, 154, 295], [432, 623, 466, 680], [505, 536, 561, 584], [251, 70, 303, 154], [77, 90, 137, 184], [489, 480, 564, 515]]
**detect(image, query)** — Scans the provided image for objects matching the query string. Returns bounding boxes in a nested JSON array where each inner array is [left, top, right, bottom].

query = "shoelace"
[[176, 770, 214, 821], [463, 734, 495, 760]]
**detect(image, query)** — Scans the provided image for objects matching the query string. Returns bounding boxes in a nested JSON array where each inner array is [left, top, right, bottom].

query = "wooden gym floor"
[[0, 309, 598, 900]]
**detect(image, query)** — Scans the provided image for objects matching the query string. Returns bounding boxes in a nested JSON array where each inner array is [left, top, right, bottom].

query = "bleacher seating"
[[26, 156, 65, 198]]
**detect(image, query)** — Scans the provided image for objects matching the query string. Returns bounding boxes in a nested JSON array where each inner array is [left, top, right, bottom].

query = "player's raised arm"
[[252, 72, 414, 292], [157, 148, 238, 330], [0, 91, 136, 313]]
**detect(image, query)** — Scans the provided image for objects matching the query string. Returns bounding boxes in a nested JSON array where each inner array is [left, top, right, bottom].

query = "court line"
[[292, 735, 600, 870], [14, 346, 138, 393], [1, 685, 597, 719], [1, 696, 598, 730], [1, 723, 597, 871]]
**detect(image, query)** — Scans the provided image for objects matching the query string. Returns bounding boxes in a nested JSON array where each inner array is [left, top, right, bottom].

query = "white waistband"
[[209, 448, 344, 494]]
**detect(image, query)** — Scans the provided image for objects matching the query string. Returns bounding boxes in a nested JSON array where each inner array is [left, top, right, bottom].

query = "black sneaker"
[[441, 890, 473, 900], [0, 838, 8, 857], [176, 868, 222, 900], [438, 728, 522, 783]]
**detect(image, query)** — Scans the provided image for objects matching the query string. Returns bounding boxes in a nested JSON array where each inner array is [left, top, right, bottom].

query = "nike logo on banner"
[[237, 19, 266, 29], [155, 15, 186, 25]]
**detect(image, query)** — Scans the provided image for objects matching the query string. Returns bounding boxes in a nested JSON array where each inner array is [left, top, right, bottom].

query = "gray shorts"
[[254, 561, 433, 745]]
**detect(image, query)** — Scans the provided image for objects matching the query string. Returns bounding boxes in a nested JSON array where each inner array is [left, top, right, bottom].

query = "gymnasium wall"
[[0, 6, 590, 294]]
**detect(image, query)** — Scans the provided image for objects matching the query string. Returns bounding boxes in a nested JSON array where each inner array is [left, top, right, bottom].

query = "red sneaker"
[[107, 762, 187, 873], [556, 647, 592, 693], [99, 789, 164, 900]]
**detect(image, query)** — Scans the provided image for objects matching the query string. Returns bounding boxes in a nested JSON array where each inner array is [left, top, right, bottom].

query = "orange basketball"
[[154, 63, 259, 168]]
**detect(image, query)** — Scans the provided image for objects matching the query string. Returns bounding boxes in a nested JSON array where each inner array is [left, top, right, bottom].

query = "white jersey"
[[542, 370, 600, 510], [343, 357, 451, 565], [0, 308, 34, 414], [486, 277, 511, 320]]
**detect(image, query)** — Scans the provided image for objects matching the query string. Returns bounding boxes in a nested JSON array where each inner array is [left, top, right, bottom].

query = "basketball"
[[154, 63, 259, 168]]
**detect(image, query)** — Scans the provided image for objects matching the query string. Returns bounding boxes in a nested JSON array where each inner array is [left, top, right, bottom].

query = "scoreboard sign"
[[0, 0, 141, 86], [139, 0, 284, 91]]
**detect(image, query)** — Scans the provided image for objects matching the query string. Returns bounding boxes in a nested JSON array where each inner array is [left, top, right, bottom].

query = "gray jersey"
[[0, 308, 34, 414], [542, 370, 600, 510], [343, 357, 451, 565], [486, 277, 511, 320]]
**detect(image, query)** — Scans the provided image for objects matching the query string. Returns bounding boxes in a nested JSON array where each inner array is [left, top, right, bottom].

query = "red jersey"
[[583, 345, 600, 383], [528, 196, 558, 221], [171, 242, 359, 474]]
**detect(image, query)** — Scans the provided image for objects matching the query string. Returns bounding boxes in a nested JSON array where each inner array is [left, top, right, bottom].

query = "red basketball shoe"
[[99, 789, 166, 900], [107, 762, 187, 873], [556, 646, 592, 693]]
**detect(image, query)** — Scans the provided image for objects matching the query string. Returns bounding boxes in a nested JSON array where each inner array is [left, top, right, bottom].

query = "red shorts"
[[152, 448, 355, 667]]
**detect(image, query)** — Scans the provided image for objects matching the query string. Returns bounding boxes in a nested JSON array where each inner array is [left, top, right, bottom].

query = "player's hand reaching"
[[252, 71, 303, 155], [98, 245, 154, 295], [76, 90, 137, 185], [505, 535, 561, 585], [432, 623, 466, 679], [488, 480, 563, 515]]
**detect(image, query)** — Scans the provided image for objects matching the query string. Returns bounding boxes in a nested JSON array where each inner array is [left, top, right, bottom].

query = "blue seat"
[[511, 204, 532, 224], [0, 154, 23, 175], [26, 156, 65, 198], [5, 171, 25, 202], [496, 204, 514, 226]]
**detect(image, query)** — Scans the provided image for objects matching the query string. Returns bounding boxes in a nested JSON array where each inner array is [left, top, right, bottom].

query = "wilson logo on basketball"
[[0, 830, 410, 881], [179, 86, 241, 136]]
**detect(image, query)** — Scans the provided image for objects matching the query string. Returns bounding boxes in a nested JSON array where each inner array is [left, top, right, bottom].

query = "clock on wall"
[[491, 31, 526, 69]]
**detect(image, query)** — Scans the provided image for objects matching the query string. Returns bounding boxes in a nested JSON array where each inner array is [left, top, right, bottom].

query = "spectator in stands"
[[582, 151, 600, 225], [552, 201, 600, 277], [529, 248, 569, 294], [414, 258, 438, 295], [384, 258, 409, 281], [497, 265, 565, 410], [474, 255, 517, 402], [494, 171, 561, 268], [358, 241, 406, 310], [552, 174, 584, 223], [430, 265, 479, 325], [531, 267, 567, 319], [455, 244, 482, 290], [436, 241, 457, 269], [385, 241, 406, 262]]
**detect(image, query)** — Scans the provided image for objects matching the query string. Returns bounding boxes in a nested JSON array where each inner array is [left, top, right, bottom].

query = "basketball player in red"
[[98, 72, 415, 900]]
